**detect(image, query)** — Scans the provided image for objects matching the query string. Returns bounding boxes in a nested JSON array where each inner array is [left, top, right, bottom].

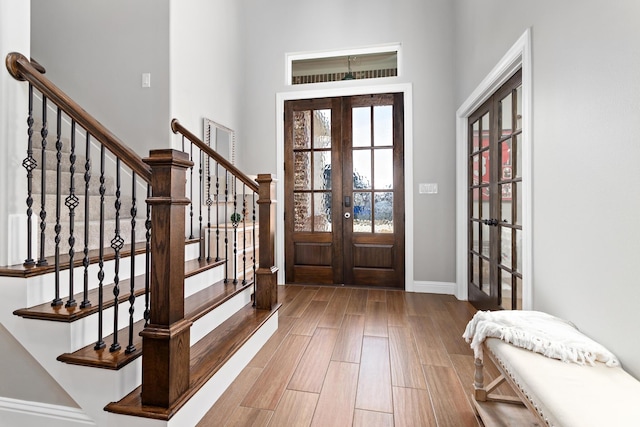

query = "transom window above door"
[[286, 44, 401, 85]]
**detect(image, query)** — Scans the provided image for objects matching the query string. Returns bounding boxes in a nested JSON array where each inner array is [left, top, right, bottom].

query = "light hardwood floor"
[[197, 285, 510, 427]]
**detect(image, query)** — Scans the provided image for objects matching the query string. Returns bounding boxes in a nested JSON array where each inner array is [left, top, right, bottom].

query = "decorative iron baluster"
[[110, 159, 124, 353], [252, 191, 256, 307], [215, 162, 220, 261], [232, 177, 239, 285], [206, 155, 213, 262], [80, 132, 91, 308], [242, 184, 247, 285], [65, 121, 79, 308], [95, 145, 106, 350], [126, 172, 137, 354], [224, 170, 229, 283], [23, 84, 36, 267], [189, 143, 194, 239], [37, 96, 48, 266], [52, 109, 63, 306], [144, 184, 151, 327], [198, 150, 203, 261]]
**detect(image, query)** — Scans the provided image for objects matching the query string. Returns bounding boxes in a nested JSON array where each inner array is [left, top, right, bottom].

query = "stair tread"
[[104, 302, 280, 420], [56, 278, 251, 370], [11, 253, 223, 321], [13, 273, 147, 322], [0, 238, 201, 277], [0, 242, 148, 278]]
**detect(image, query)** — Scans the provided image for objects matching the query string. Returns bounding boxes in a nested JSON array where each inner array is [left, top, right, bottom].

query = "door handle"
[[482, 218, 499, 227]]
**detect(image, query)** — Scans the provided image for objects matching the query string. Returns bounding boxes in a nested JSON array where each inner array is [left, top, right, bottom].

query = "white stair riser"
[[106, 313, 278, 427], [22, 246, 220, 309], [19, 295, 146, 355], [190, 286, 253, 346], [24, 251, 149, 308], [184, 264, 224, 298]]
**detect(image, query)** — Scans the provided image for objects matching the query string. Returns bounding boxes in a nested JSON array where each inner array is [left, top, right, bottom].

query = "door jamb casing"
[[277, 83, 414, 290], [455, 28, 532, 307]]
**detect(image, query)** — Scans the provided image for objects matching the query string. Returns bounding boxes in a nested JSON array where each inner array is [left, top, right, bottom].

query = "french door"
[[284, 93, 405, 288], [468, 70, 523, 310]]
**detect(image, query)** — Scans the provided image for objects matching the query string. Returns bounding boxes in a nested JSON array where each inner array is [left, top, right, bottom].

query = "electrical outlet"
[[419, 183, 438, 194]]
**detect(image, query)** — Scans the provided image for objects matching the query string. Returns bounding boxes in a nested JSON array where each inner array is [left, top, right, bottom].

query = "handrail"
[[171, 118, 259, 193], [6, 52, 152, 183], [30, 57, 46, 74]]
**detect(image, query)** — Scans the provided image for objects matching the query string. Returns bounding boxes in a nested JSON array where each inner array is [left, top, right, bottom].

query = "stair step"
[[11, 255, 223, 322], [56, 279, 252, 370], [0, 242, 147, 278], [39, 216, 147, 259], [13, 271, 147, 322], [32, 147, 87, 172], [29, 193, 122, 221], [32, 168, 116, 196], [104, 302, 280, 420]]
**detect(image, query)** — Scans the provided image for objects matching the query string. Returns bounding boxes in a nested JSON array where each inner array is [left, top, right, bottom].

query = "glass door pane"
[[468, 70, 523, 311]]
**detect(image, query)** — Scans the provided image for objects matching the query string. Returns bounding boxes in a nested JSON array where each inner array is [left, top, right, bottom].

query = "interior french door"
[[284, 93, 405, 288], [468, 70, 523, 310]]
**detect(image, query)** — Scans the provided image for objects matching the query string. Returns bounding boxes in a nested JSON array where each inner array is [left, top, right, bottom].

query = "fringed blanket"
[[462, 310, 619, 367]]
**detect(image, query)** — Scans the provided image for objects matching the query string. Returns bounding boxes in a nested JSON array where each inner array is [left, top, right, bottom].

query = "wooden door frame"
[[277, 83, 414, 290], [455, 28, 533, 307]]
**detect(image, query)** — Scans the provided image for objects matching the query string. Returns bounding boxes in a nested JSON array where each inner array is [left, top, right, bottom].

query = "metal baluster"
[[37, 96, 48, 266], [80, 132, 92, 308], [144, 185, 151, 327], [224, 170, 229, 283], [232, 177, 238, 285], [252, 191, 256, 307], [126, 172, 137, 354], [206, 155, 213, 262], [65, 121, 79, 308], [23, 84, 36, 267], [198, 150, 203, 261], [52, 109, 63, 306], [215, 162, 220, 261], [95, 145, 106, 350], [110, 159, 124, 353], [189, 143, 194, 239], [242, 184, 247, 285]]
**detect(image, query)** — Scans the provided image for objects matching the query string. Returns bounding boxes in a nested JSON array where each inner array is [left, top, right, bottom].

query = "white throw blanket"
[[462, 310, 619, 367]]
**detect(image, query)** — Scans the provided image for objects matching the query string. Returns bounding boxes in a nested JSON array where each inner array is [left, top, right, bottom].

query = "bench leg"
[[474, 358, 488, 401]]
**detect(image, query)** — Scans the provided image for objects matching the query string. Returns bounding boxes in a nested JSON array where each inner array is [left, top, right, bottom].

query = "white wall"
[[30, 0, 171, 158], [0, 0, 78, 407], [169, 0, 243, 146], [454, 0, 640, 378], [238, 0, 458, 283], [0, 0, 30, 267]]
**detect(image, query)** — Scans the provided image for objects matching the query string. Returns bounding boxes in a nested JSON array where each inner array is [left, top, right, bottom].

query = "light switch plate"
[[142, 73, 151, 88]]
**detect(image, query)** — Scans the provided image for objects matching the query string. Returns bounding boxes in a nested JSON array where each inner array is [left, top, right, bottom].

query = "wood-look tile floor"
[[197, 285, 506, 427]]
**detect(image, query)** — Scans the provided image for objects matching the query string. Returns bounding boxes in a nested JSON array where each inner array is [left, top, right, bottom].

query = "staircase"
[[0, 53, 280, 427]]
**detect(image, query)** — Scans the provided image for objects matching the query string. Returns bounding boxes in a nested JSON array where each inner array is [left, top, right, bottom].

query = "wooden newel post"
[[140, 149, 193, 408], [255, 174, 278, 310]]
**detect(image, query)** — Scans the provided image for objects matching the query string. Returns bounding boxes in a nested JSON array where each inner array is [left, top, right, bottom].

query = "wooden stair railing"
[[6, 52, 152, 182], [171, 119, 278, 311], [5, 51, 278, 413]]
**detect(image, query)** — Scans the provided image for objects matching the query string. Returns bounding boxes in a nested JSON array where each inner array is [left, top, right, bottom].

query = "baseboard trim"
[[412, 281, 456, 295], [0, 397, 95, 426]]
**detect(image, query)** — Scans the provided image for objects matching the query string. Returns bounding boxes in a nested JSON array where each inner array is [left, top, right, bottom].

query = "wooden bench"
[[472, 337, 640, 427]]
